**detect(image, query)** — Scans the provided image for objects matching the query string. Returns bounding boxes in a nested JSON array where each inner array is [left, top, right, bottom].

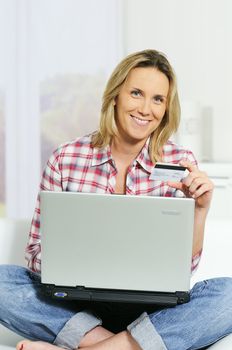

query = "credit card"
[[150, 163, 187, 182]]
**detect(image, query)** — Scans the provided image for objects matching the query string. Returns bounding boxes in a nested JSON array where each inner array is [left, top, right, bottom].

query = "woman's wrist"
[[195, 204, 210, 214]]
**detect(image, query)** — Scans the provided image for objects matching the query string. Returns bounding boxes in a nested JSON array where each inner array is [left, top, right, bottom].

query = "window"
[[2, 0, 124, 218], [33, 0, 124, 168]]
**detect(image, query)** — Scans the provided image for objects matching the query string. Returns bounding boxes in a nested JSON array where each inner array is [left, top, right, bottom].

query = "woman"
[[1, 49, 232, 350]]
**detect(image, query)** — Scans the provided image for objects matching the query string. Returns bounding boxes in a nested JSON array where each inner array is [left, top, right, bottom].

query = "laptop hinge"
[[176, 291, 190, 304]]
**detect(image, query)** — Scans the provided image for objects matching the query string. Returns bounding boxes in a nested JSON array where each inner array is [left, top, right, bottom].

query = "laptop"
[[40, 191, 195, 306]]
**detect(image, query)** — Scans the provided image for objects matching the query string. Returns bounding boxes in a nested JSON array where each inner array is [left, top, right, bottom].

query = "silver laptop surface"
[[40, 191, 195, 305]]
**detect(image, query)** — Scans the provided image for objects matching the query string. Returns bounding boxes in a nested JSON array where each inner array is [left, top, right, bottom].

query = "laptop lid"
[[40, 191, 194, 305]]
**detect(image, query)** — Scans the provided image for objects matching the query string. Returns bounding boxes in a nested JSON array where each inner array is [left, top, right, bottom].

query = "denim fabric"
[[128, 278, 232, 350], [1, 265, 232, 350], [54, 311, 102, 349], [0, 265, 101, 348], [128, 312, 167, 349]]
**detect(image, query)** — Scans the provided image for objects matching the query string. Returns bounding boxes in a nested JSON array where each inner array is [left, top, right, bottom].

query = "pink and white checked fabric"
[[26, 134, 201, 273]]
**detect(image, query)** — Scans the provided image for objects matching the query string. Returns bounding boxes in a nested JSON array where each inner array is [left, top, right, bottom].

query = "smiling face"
[[114, 67, 169, 147]]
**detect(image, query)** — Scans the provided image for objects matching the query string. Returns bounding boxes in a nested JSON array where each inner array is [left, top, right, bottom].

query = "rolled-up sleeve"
[[191, 249, 202, 274]]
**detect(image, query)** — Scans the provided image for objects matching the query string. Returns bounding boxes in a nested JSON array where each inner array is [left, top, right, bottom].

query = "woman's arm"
[[25, 149, 63, 272], [168, 160, 214, 259]]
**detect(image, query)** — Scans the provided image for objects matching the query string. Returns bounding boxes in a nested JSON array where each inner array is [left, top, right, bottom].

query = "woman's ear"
[[113, 95, 118, 106]]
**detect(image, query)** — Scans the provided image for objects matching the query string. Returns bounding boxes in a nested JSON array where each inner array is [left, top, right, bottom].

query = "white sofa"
[[0, 219, 29, 348], [0, 218, 232, 349]]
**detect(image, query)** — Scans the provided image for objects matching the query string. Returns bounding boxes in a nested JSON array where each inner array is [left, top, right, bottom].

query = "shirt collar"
[[135, 137, 154, 174], [91, 138, 154, 173], [91, 144, 113, 167]]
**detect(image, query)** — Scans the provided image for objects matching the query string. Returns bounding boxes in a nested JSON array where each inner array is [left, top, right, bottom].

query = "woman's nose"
[[138, 99, 151, 116]]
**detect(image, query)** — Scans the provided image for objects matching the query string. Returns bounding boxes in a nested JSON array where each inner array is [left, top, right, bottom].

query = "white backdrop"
[[124, 0, 232, 162]]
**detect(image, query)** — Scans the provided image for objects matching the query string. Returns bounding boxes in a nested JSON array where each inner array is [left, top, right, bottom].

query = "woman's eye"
[[131, 90, 141, 97], [153, 96, 164, 104]]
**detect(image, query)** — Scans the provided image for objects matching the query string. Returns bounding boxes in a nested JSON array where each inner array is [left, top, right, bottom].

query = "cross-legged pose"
[[1, 49, 232, 350]]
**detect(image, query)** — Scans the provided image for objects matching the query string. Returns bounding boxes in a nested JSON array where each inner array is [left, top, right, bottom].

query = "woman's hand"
[[168, 160, 214, 210]]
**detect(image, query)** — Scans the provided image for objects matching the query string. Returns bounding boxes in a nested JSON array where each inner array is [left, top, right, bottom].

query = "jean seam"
[[191, 280, 208, 296]]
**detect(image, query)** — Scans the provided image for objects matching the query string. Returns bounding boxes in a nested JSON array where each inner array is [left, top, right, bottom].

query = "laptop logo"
[[162, 210, 181, 216], [54, 292, 68, 298]]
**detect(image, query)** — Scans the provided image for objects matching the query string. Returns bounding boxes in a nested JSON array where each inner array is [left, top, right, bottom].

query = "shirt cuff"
[[127, 312, 167, 350], [54, 310, 102, 349], [191, 249, 203, 274]]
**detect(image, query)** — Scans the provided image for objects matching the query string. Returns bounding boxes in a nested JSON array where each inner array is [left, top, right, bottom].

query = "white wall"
[[124, 0, 232, 162]]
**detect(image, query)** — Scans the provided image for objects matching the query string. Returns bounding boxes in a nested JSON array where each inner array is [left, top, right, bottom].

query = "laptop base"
[[42, 284, 190, 306]]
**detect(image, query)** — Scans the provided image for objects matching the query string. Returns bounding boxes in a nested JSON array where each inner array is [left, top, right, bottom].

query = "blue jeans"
[[0, 265, 232, 350]]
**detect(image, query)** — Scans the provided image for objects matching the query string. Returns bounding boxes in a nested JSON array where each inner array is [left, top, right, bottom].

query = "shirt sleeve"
[[25, 148, 63, 273]]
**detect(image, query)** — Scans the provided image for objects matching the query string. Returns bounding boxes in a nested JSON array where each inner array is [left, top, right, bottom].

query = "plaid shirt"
[[26, 133, 201, 273]]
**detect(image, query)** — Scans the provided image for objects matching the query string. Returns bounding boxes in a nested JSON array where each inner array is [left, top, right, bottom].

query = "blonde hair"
[[92, 49, 180, 163]]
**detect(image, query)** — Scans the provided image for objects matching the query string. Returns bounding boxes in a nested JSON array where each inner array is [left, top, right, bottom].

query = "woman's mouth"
[[130, 115, 150, 126]]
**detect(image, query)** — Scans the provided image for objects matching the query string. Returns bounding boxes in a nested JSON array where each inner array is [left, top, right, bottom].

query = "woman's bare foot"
[[81, 331, 142, 350], [16, 331, 141, 350], [16, 326, 114, 350], [16, 340, 63, 350], [79, 326, 114, 347]]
